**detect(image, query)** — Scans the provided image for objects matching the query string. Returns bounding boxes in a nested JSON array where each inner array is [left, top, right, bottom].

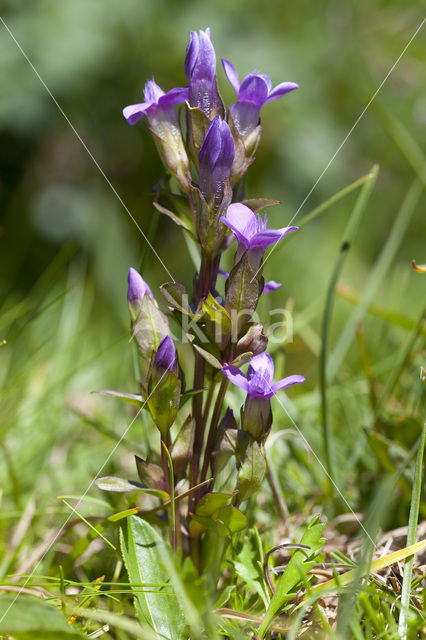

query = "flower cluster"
[[97, 28, 304, 563]]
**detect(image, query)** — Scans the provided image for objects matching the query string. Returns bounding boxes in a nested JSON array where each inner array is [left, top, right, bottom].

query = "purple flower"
[[154, 335, 178, 376], [198, 116, 235, 207], [185, 28, 218, 117], [222, 58, 298, 136], [123, 80, 191, 191], [223, 352, 305, 399], [221, 203, 297, 253], [123, 79, 188, 128]]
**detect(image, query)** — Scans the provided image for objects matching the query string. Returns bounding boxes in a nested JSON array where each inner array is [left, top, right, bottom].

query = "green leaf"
[[236, 435, 266, 503], [202, 293, 232, 349], [153, 201, 194, 236], [225, 252, 262, 335], [147, 374, 181, 436], [120, 516, 185, 639], [170, 416, 195, 475], [192, 344, 222, 370], [95, 476, 168, 499], [258, 516, 326, 637], [160, 281, 194, 316], [0, 596, 85, 639], [91, 388, 143, 406], [233, 527, 271, 609], [189, 492, 234, 537], [242, 198, 281, 211]]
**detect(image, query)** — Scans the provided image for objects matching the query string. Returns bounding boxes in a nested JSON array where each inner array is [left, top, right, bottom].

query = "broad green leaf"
[[236, 437, 266, 503], [233, 527, 270, 609], [0, 596, 85, 639], [189, 492, 234, 537], [120, 516, 185, 639], [258, 516, 326, 637], [225, 252, 262, 334]]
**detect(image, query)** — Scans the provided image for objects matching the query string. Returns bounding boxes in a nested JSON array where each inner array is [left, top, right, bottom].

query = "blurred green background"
[[0, 0, 424, 540]]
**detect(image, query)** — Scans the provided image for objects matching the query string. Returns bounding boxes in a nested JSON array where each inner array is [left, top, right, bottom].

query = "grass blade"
[[319, 165, 378, 482], [398, 422, 426, 639], [327, 178, 423, 382], [299, 170, 376, 229]]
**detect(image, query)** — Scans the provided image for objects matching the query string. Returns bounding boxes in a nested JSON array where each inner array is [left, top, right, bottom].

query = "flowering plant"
[[96, 27, 305, 575]]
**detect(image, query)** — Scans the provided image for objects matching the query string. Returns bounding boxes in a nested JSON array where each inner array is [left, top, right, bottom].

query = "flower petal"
[[247, 352, 274, 382], [270, 375, 305, 394], [222, 365, 249, 392], [238, 74, 269, 108], [122, 102, 149, 125], [221, 58, 240, 93], [221, 203, 258, 247], [249, 226, 298, 250], [263, 280, 282, 293], [143, 79, 165, 104], [158, 86, 189, 107], [266, 81, 299, 103]]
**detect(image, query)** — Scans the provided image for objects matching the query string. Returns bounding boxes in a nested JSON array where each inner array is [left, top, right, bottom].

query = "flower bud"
[[153, 336, 178, 377], [127, 267, 152, 322], [242, 395, 272, 442], [185, 28, 221, 119], [198, 116, 235, 209], [127, 268, 170, 361]]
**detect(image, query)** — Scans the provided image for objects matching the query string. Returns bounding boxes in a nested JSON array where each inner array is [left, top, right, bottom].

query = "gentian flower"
[[123, 80, 190, 191], [198, 116, 235, 208], [153, 335, 178, 376], [223, 352, 304, 441], [185, 28, 218, 118], [123, 79, 188, 127], [223, 352, 304, 399], [222, 58, 298, 138], [221, 202, 297, 267]]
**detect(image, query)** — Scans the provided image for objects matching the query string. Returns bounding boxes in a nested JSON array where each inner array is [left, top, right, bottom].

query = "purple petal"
[[143, 79, 165, 104], [266, 81, 299, 104], [249, 226, 298, 250], [158, 86, 189, 107], [155, 335, 177, 373], [238, 74, 270, 108], [222, 365, 249, 392], [218, 268, 229, 278], [185, 29, 217, 116], [229, 101, 261, 136], [221, 58, 240, 93], [122, 102, 149, 125], [221, 203, 258, 247], [184, 31, 199, 78], [127, 267, 152, 304], [247, 352, 274, 383], [270, 375, 306, 394], [198, 117, 234, 201], [263, 280, 282, 293]]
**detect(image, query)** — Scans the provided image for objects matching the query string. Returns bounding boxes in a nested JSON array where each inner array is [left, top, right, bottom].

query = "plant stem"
[[200, 378, 228, 485]]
